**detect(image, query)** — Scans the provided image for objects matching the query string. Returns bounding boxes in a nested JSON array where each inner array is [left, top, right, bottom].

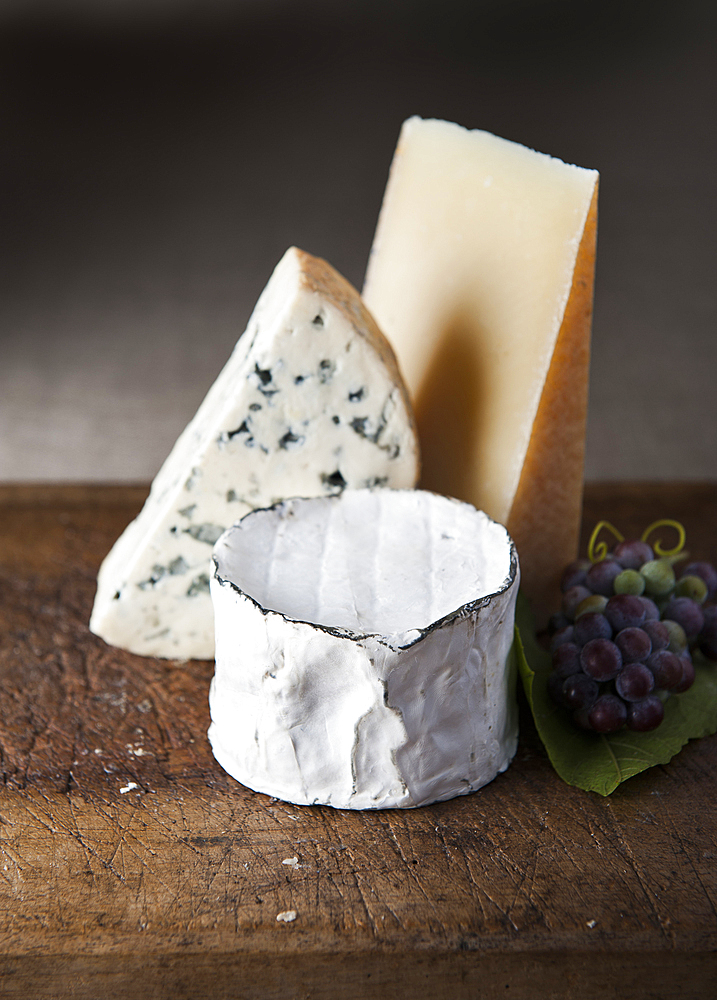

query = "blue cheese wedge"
[[90, 248, 420, 659]]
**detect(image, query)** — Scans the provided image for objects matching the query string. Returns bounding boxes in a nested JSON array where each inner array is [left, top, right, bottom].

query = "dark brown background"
[[1, 0, 716, 483]]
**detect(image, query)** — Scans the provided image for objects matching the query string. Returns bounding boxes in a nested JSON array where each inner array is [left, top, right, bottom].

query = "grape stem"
[[587, 518, 688, 564], [641, 519, 686, 558], [588, 521, 625, 563]]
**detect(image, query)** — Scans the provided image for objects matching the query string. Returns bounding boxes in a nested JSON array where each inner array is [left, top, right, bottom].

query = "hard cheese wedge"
[[363, 117, 598, 623], [90, 247, 420, 659]]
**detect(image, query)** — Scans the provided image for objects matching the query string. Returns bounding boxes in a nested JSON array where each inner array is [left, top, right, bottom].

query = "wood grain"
[[0, 483, 716, 998]]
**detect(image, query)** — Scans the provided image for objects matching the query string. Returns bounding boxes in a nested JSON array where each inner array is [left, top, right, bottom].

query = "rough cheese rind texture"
[[90, 248, 420, 659], [363, 117, 598, 624], [208, 489, 519, 810]]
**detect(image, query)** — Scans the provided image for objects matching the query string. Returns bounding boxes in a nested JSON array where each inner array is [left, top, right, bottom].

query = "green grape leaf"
[[514, 592, 717, 795]]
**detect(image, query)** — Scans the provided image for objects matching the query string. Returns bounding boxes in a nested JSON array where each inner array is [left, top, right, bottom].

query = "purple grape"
[[573, 706, 593, 730], [562, 585, 592, 619], [638, 596, 661, 621], [682, 561, 717, 600], [615, 662, 655, 701], [586, 559, 623, 596], [615, 627, 652, 663], [613, 539, 653, 570], [698, 606, 717, 661], [581, 638, 622, 681], [672, 655, 696, 694], [643, 619, 670, 653], [605, 594, 647, 632], [574, 612, 612, 646], [661, 597, 705, 643], [562, 673, 599, 710], [561, 559, 592, 592], [548, 612, 572, 635], [626, 696, 664, 732], [550, 625, 575, 653], [646, 650, 683, 690], [587, 694, 627, 733], [547, 548, 715, 738], [551, 643, 582, 677], [548, 671, 569, 707]]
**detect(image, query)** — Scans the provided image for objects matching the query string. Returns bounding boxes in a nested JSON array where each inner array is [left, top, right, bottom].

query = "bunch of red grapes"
[[547, 538, 717, 734]]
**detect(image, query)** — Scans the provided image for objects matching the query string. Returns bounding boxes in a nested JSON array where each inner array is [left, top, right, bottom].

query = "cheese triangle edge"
[[90, 247, 420, 659]]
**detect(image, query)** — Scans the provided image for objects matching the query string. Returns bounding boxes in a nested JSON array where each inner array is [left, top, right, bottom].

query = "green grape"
[[682, 562, 717, 600], [574, 594, 608, 619], [662, 618, 688, 654], [639, 559, 676, 597], [674, 574, 708, 604], [613, 569, 645, 596]]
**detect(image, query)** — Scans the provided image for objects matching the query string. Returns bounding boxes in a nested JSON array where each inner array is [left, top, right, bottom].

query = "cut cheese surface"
[[363, 117, 598, 621], [90, 247, 420, 659]]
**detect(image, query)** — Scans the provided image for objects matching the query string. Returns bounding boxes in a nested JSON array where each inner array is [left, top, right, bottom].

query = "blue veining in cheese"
[[90, 247, 420, 659]]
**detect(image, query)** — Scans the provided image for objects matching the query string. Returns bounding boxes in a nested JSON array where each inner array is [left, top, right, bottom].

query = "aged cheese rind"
[[208, 489, 519, 810], [90, 249, 420, 659], [363, 117, 598, 622]]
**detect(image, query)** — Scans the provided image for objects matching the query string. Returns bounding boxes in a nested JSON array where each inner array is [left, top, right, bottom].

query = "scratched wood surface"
[[0, 483, 716, 999]]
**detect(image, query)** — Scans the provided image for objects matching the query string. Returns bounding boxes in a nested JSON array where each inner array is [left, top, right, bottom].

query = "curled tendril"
[[588, 521, 625, 563], [641, 519, 686, 558]]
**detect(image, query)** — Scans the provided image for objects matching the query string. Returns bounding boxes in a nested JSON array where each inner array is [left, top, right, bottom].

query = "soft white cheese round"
[[208, 489, 519, 810]]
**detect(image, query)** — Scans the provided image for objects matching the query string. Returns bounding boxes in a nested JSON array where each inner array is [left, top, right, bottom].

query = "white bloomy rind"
[[208, 489, 519, 810], [90, 248, 419, 660]]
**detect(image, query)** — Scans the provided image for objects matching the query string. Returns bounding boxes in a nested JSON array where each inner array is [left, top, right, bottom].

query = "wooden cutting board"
[[0, 483, 716, 999]]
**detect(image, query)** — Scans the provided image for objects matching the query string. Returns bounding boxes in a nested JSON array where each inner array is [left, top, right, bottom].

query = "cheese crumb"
[[276, 910, 298, 923], [281, 856, 299, 868], [120, 782, 139, 794]]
